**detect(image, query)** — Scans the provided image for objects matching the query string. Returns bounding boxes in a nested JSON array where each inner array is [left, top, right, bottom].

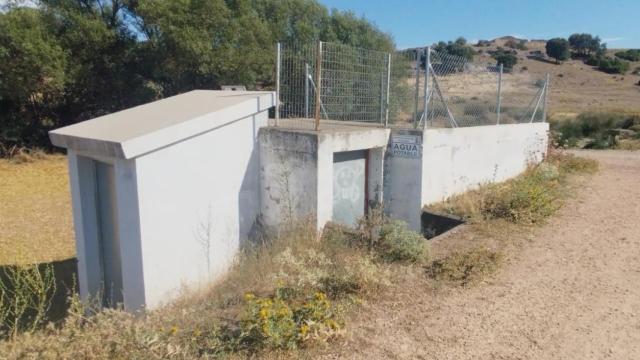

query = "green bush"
[[584, 132, 617, 149], [378, 220, 429, 263], [615, 49, 640, 62], [482, 167, 559, 224], [585, 55, 600, 66], [598, 57, 630, 74], [240, 292, 341, 350], [492, 51, 518, 69], [429, 152, 598, 225], [551, 112, 640, 148], [550, 152, 599, 174]]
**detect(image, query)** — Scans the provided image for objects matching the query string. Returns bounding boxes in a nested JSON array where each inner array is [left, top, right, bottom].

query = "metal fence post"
[[496, 63, 503, 125], [542, 73, 550, 123], [384, 53, 391, 127], [423, 46, 430, 130], [275, 42, 281, 127], [314, 41, 322, 131], [304, 63, 310, 118], [380, 75, 384, 124], [413, 49, 422, 128]]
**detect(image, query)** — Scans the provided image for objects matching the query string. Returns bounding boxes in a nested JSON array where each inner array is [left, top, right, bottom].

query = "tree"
[[492, 50, 518, 69], [432, 37, 475, 60], [0, 7, 67, 148], [0, 0, 397, 152], [546, 38, 570, 64], [568, 33, 601, 57]]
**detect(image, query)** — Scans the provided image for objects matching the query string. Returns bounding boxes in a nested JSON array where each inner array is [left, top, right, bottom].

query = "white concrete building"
[[51, 88, 549, 312], [50, 90, 275, 311]]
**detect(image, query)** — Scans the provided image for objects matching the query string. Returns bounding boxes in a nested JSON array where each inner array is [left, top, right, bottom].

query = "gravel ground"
[[320, 150, 640, 360]]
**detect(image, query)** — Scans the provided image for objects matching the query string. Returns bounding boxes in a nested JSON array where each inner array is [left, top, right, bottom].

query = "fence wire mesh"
[[425, 50, 547, 128], [276, 41, 548, 130]]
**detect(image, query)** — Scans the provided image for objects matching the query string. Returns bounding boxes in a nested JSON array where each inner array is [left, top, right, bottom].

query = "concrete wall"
[[133, 112, 266, 309], [67, 151, 146, 311], [383, 130, 424, 231], [260, 128, 389, 232], [259, 128, 319, 228], [422, 123, 549, 205]]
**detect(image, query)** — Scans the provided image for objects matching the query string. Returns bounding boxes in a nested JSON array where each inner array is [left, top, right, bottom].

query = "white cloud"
[[602, 37, 624, 43]]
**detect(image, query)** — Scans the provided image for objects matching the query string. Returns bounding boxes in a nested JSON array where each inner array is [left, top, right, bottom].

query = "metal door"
[[95, 161, 123, 307], [333, 150, 367, 226]]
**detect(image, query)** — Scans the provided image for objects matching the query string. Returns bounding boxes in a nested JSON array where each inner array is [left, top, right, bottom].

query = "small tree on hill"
[[492, 49, 518, 69], [568, 33, 601, 57], [432, 37, 475, 60], [546, 38, 570, 64]]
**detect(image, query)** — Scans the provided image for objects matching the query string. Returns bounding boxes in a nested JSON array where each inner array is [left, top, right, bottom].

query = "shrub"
[[0, 263, 56, 338], [547, 152, 598, 175], [240, 292, 341, 350], [615, 49, 640, 62], [584, 132, 617, 149], [551, 112, 640, 148], [481, 167, 559, 224], [426, 248, 502, 285], [272, 246, 389, 300], [378, 220, 429, 263], [585, 55, 600, 66], [430, 152, 597, 225], [598, 57, 630, 74]]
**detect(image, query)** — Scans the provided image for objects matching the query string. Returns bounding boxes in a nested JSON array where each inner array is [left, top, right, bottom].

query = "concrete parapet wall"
[[421, 123, 549, 205]]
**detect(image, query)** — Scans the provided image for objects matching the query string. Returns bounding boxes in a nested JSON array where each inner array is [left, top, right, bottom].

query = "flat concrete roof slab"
[[50, 90, 275, 159]]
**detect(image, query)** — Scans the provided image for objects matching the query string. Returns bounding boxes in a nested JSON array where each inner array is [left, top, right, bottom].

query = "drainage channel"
[[421, 210, 465, 240]]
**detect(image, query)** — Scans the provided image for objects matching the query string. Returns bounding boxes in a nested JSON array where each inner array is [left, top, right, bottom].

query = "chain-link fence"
[[275, 41, 548, 130], [424, 50, 548, 128]]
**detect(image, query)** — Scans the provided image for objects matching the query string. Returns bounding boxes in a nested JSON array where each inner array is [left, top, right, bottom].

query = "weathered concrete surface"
[[133, 112, 266, 309], [259, 128, 319, 229], [383, 130, 424, 231], [422, 123, 549, 205], [259, 127, 389, 231]]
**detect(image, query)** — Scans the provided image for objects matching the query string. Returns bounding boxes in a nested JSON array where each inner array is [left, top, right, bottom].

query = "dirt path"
[[322, 150, 640, 360]]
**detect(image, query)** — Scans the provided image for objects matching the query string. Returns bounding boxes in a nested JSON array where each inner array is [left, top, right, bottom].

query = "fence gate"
[[332, 150, 368, 226]]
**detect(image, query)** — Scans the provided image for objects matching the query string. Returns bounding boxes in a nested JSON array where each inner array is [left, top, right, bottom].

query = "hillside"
[[406, 37, 640, 116], [474, 38, 640, 116]]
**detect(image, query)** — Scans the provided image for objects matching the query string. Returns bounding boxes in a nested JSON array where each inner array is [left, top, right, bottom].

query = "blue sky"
[[320, 0, 640, 49]]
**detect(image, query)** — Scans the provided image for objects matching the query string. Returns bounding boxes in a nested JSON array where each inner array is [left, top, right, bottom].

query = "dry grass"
[[426, 247, 503, 286], [428, 151, 598, 225], [472, 41, 640, 115], [0, 155, 75, 265], [0, 220, 395, 357], [617, 139, 640, 150]]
